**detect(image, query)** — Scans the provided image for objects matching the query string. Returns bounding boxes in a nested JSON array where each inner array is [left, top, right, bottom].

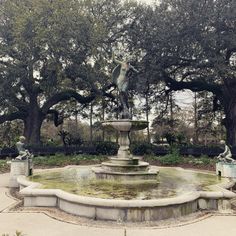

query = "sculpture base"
[[98, 119, 158, 182], [9, 159, 33, 188], [92, 157, 159, 182], [216, 162, 236, 178], [92, 166, 158, 182]]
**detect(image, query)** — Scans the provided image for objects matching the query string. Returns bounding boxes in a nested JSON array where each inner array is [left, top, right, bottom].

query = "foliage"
[[159, 148, 183, 165], [0, 121, 23, 147], [0, 0, 139, 144], [130, 0, 236, 145], [57, 130, 82, 147], [130, 142, 155, 155], [194, 91, 224, 144], [33, 154, 108, 167], [187, 155, 216, 166], [95, 141, 119, 155], [0, 160, 9, 173]]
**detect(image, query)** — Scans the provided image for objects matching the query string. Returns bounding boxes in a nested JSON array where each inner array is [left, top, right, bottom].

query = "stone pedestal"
[[93, 119, 159, 182], [216, 162, 236, 178], [9, 159, 33, 188]]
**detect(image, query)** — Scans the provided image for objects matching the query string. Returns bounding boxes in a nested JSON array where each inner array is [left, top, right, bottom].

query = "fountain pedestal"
[[92, 120, 158, 182]]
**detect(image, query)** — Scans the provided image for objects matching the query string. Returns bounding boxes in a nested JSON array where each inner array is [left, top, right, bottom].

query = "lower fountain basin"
[[99, 161, 150, 172], [18, 166, 236, 222], [102, 119, 148, 132]]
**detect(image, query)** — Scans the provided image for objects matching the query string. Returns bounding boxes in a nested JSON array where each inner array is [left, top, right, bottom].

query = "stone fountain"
[[92, 53, 158, 181], [92, 120, 158, 181]]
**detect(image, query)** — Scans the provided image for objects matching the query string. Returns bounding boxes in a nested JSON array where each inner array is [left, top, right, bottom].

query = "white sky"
[[174, 90, 194, 109], [138, 0, 157, 4]]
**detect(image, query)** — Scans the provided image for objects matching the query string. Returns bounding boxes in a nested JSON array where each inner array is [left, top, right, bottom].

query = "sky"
[[138, 0, 157, 5], [174, 90, 194, 109]]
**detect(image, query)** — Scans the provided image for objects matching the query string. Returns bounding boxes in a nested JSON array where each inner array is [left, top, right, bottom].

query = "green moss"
[[28, 167, 224, 200]]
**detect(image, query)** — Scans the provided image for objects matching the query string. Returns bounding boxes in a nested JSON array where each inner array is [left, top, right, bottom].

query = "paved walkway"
[[1, 173, 236, 236]]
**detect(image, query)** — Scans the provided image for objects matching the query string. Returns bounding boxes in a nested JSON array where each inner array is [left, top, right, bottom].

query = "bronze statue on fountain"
[[112, 52, 139, 119]]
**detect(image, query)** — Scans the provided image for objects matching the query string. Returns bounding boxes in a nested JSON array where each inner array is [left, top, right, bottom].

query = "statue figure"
[[216, 140, 235, 163], [112, 52, 138, 119], [15, 136, 33, 160]]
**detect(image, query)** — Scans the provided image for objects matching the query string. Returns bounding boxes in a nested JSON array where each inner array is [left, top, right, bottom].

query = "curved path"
[[1, 173, 236, 236]]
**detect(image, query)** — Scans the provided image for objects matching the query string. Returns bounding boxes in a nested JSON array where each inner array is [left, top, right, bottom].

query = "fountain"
[[92, 120, 158, 181], [92, 53, 158, 181], [16, 55, 236, 222]]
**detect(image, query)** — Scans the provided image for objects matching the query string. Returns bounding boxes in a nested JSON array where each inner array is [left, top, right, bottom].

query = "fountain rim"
[[101, 119, 149, 131], [18, 165, 236, 208]]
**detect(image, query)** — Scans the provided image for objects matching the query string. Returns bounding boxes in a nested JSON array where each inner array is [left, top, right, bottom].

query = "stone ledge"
[[17, 169, 236, 222]]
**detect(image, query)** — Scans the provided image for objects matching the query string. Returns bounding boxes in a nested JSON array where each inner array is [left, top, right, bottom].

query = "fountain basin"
[[18, 166, 236, 222], [102, 119, 148, 132], [92, 167, 158, 181]]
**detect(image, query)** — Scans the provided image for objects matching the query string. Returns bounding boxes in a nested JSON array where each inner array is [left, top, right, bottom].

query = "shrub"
[[95, 141, 119, 155], [130, 142, 155, 156], [159, 147, 183, 165]]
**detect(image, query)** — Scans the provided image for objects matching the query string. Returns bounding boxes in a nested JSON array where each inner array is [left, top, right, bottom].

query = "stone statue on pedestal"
[[112, 52, 138, 119], [217, 140, 235, 163], [15, 136, 33, 160]]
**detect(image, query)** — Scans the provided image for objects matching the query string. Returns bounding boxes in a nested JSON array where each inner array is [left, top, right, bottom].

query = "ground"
[[0, 156, 236, 236]]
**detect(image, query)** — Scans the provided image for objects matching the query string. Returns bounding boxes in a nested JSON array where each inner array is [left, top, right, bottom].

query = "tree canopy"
[[130, 0, 236, 145], [0, 0, 139, 144], [0, 0, 236, 146]]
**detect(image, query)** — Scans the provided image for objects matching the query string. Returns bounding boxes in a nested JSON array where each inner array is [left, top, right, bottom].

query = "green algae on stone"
[[28, 167, 225, 200]]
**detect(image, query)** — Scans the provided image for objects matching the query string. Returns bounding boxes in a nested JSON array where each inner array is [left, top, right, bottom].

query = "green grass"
[[0, 160, 10, 173], [144, 154, 216, 170], [33, 154, 108, 167]]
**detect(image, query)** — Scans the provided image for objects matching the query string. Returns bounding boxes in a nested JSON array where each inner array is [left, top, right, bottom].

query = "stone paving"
[[1, 172, 236, 236]]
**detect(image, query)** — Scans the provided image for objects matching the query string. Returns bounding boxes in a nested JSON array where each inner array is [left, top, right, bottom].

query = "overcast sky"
[[138, 0, 157, 4]]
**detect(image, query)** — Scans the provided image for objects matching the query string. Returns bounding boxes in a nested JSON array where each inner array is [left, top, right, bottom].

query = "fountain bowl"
[[102, 119, 148, 132], [18, 166, 236, 222]]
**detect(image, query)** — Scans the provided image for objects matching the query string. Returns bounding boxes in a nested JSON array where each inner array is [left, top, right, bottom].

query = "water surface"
[[29, 167, 224, 200]]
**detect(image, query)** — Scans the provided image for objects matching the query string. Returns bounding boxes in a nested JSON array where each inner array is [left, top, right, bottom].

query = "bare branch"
[[41, 90, 96, 114]]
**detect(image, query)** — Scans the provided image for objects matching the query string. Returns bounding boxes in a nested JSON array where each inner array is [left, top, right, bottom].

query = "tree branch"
[[162, 71, 222, 96], [0, 111, 26, 124], [41, 90, 96, 114], [47, 109, 63, 127]]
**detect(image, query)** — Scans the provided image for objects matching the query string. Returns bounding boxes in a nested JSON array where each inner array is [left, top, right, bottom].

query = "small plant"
[[0, 160, 10, 173], [2, 231, 25, 236], [159, 147, 183, 165]]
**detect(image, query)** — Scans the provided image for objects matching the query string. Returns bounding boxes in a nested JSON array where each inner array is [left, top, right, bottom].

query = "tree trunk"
[[223, 101, 236, 146], [89, 103, 93, 144], [23, 101, 44, 145], [221, 82, 236, 146], [193, 92, 199, 143], [102, 98, 105, 142], [145, 93, 151, 143]]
